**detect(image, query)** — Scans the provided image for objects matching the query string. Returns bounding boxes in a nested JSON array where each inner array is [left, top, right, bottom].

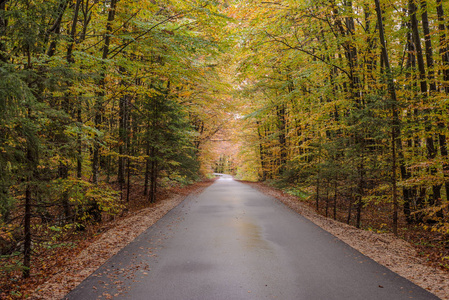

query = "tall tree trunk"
[[46, 0, 70, 57], [333, 178, 337, 220], [277, 104, 287, 174], [347, 198, 353, 225], [92, 0, 117, 183], [356, 156, 365, 229], [409, 0, 427, 93], [409, 0, 442, 217], [126, 105, 132, 202], [436, 0, 449, 203], [67, 0, 81, 63], [126, 154, 131, 202], [149, 147, 157, 203], [256, 121, 267, 181], [375, 0, 401, 235], [401, 12, 416, 224], [437, 0, 449, 93], [77, 103, 82, 179], [59, 162, 70, 220], [144, 118, 150, 196], [409, 0, 429, 220], [23, 177, 31, 278], [58, 0, 82, 220], [65, 0, 84, 180], [23, 48, 34, 278], [23, 130, 34, 278], [0, 0, 8, 62], [118, 94, 127, 187], [420, 0, 442, 210]]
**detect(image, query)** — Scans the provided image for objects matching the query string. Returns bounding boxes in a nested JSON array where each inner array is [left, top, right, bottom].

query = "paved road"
[[65, 177, 439, 300]]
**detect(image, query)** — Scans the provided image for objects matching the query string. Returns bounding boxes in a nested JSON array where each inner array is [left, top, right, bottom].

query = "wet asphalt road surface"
[[65, 177, 440, 300]]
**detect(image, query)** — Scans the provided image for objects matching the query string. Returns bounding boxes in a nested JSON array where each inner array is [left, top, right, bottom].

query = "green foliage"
[[232, 0, 449, 234], [0, 0, 230, 282]]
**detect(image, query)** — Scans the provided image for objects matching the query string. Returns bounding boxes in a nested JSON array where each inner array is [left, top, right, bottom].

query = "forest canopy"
[[0, 0, 232, 283], [231, 0, 449, 239], [1, 0, 449, 295]]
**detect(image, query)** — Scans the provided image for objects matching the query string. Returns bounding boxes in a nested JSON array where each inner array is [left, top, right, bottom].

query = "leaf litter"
[[31, 180, 214, 300]]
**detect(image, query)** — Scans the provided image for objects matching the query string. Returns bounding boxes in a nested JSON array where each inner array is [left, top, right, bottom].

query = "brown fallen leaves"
[[30, 180, 214, 300]]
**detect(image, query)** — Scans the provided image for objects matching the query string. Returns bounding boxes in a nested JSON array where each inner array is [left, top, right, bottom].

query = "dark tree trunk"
[[408, 0, 432, 220], [23, 182, 31, 278], [0, 0, 8, 62], [144, 120, 150, 196], [92, 0, 117, 184], [118, 94, 128, 187], [420, 0, 442, 211], [316, 176, 320, 211], [400, 7, 418, 223], [126, 105, 132, 203], [46, 0, 70, 57], [23, 109, 36, 278], [277, 105, 287, 174], [256, 121, 267, 181], [333, 179, 337, 220], [149, 146, 157, 204], [76, 98, 83, 178], [375, 0, 401, 235], [59, 162, 70, 220], [67, 0, 81, 63], [436, 0, 449, 203], [347, 198, 353, 225], [356, 195, 362, 229], [126, 154, 131, 202]]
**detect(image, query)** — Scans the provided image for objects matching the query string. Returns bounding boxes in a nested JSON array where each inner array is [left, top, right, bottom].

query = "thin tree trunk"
[[257, 121, 267, 181], [436, 0, 449, 202], [46, 0, 70, 57], [333, 179, 337, 220], [0, 0, 8, 62], [24, 125, 33, 278], [356, 195, 362, 229], [144, 120, 150, 196], [316, 176, 320, 211], [277, 104, 287, 174], [118, 94, 127, 187], [421, 0, 442, 210], [347, 198, 353, 225], [77, 103, 82, 179], [126, 155, 131, 202], [23, 50, 34, 278], [23, 180, 31, 278], [149, 146, 157, 203], [67, 0, 81, 63], [409, 0, 427, 93], [59, 162, 70, 220], [375, 0, 401, 235], [408, 0, 429, 221], [92, 0, 117, 183]]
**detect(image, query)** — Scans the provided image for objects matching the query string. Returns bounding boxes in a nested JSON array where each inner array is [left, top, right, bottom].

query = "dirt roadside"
[[243, 181, 449, 300]]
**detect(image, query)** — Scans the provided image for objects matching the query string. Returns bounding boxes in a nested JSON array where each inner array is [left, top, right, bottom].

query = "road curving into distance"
[[65, 176, 440, 300]]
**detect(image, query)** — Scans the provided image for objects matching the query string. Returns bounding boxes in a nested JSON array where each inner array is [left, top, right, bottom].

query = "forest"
[[1, 0, 449, 297]]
